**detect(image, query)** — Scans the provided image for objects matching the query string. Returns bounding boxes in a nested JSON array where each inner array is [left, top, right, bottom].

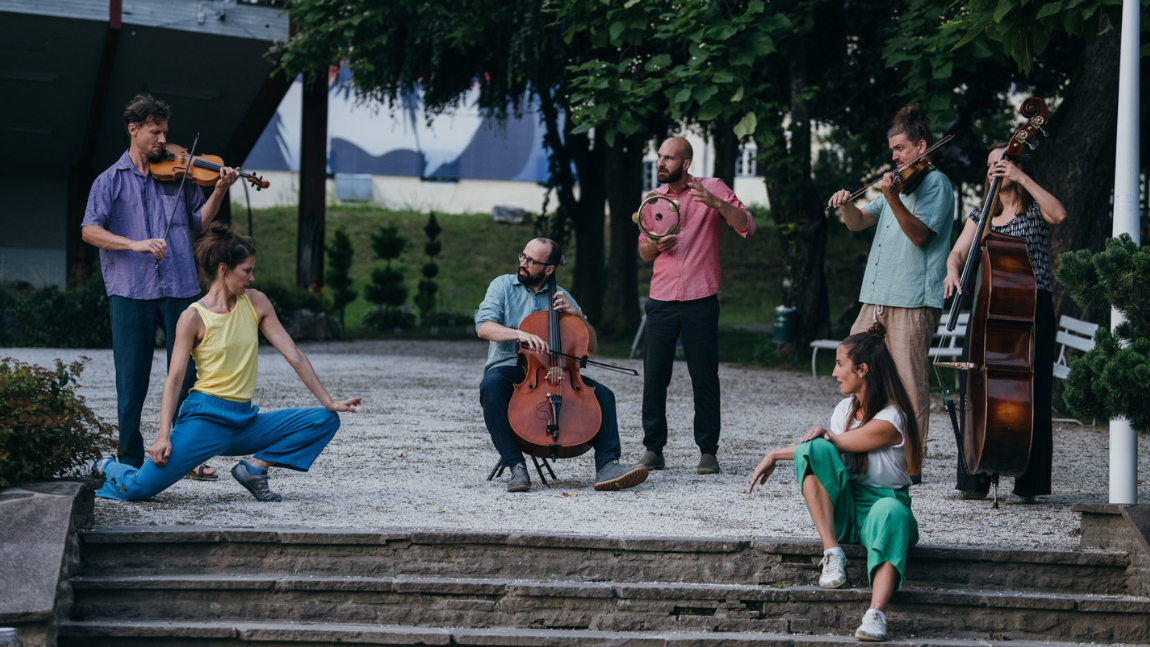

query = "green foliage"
[[0, 357, 115, 488], [1055, 235, 1150, 430], [946, 0, 1128, 75], [561, 0, 788, 147], [365, 223, 410, 329], [257, 281, 331, 315], [414, 213, 443, 320], [325, 228, 358, 324], [371, 224, 408, 262], [0, 278, 113, 348]]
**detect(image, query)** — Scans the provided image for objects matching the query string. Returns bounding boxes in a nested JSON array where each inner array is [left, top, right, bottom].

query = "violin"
[[826, 134, 954, 211], [150, 143, 270, 191], [507, 274, 601, 460]]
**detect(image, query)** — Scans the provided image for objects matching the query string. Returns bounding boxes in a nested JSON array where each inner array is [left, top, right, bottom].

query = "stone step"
[[69, 574, 1150, 644], [57, 619, 1147, 647], [77, 527, 1132, 596]]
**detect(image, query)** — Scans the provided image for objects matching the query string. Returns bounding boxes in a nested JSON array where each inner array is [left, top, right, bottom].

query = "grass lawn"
[[235, 204, 877, 371]]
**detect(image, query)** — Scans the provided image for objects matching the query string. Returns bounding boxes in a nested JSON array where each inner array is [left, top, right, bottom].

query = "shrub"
[[0, 357, 115, 488], [325, 228, 357, 325], [365, 224, 410, 329], [0, 278, 113, 348], [1055, 234, 1150, 431], [414, 213, 442, 320], [257, 281, 331, 315]]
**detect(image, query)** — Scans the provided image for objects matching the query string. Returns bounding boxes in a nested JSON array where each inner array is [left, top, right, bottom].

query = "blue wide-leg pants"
[[97, 392, 340, 501]]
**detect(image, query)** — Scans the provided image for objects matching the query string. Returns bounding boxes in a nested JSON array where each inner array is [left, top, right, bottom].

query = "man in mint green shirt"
[[828, 106, 954, 478]]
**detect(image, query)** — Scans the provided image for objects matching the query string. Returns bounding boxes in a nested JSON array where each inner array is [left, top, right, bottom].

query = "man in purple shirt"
[[81, 94, 238, 475]]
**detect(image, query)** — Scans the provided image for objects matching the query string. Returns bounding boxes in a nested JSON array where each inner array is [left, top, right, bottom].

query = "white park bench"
[[1052, 314, 1099, 426], [1053, 315, 1099, 380], [809, 312, 969, 378]]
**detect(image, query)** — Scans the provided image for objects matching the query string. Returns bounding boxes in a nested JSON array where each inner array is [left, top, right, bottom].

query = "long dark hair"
[[194, 221, 257, 283], [841, 322, 922, 475], [982, 141, 1035, 220]]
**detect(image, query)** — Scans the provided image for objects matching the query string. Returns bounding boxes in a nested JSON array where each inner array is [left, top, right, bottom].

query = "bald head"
[[656, 137, 694, 186], [662, 136, 694, 161]]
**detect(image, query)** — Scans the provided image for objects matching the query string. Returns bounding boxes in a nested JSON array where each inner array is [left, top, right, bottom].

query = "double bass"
[[507, 274, 601, 460], [941, 97, 1050, 502]]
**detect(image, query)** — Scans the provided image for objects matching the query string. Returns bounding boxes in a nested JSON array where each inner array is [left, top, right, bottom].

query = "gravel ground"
[[6, 340, 1147, 549]]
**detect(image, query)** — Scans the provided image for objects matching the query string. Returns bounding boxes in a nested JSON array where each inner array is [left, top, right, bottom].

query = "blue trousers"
[[480, 366, 621, 472], [97, 392, 340, 501], [110, 295, 199, 467]]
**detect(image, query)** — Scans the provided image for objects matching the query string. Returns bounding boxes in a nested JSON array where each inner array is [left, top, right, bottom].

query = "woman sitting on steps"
[[94, 222, 362, 502], [747, 322, 922, 642]]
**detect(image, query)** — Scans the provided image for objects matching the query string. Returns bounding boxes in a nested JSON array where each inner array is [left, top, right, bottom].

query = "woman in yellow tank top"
[[95, 222, 362, 502]]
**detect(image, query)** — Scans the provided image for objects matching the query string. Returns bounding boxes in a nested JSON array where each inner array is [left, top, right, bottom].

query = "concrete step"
[[57, 619, 1147, 647], [69, 574, 1150, 644], [77, 527, 1132, 596]]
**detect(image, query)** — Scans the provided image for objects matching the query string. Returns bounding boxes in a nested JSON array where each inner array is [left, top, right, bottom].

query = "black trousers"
[[956, 289, 1054, 497], [641, 295, 721, 455]]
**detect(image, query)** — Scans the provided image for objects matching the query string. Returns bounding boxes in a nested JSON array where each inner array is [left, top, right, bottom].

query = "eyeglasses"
[[518, 251, 553, 268]]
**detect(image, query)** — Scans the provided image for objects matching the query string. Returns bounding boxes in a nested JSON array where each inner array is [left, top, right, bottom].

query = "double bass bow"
[[939, 97, 1050, 506], [507, 274, 636, 460]]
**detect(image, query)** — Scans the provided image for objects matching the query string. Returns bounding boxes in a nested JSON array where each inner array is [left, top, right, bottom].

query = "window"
[[736, 144, 758, 177]]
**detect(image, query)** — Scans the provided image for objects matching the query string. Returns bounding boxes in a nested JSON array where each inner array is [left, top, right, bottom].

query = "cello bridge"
[[546, 367, 565, 384]]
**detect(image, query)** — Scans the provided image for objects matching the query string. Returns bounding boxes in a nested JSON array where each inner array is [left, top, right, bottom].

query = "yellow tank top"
[[189, 294, 260, 402]]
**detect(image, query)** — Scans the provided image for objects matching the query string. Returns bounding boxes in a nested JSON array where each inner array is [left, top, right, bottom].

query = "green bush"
[[257, 281, 331, 315], [0, 279, 113, 348], [0, 357, 115, 488]]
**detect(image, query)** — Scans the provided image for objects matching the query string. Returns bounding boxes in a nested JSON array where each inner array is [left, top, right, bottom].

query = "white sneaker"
[[817, 548, 847, 588], [855, 608, 887, 641]]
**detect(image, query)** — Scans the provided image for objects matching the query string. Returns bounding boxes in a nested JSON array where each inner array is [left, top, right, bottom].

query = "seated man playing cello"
[[475, 238, 649, 493]]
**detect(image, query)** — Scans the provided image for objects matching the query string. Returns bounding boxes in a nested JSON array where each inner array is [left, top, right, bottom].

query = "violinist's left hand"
[[217, 166, 241, 191], [553, 291, 580, 317], [880, 172, 897, 196]]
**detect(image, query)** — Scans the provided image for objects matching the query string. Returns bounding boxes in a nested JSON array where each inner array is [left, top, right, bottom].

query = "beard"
[[657, 167, 682, 184], [517, 266, 546, 288]]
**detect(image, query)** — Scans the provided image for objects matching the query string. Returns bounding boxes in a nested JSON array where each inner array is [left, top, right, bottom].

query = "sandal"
[[185, 464, 219, 481]]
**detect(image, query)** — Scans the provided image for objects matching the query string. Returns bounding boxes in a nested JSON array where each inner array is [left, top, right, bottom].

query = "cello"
[[940, 97, 1050, 505], [507, 273, 602, 460]]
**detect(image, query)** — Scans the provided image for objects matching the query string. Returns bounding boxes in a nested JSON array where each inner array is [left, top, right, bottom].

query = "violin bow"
[[517, 342, 640, 376], [155, 132, 200, 270], [825, 134, 954, 212]]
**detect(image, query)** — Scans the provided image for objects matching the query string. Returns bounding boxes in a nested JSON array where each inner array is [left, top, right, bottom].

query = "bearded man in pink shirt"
[[637, 136, 756, 475]]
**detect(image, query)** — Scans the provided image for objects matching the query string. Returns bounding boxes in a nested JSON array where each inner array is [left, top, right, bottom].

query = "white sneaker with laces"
[[817, 548, 847, 588], [855, 608, 887, 642]]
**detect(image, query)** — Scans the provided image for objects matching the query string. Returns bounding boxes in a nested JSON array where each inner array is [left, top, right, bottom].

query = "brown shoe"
[[697, 453, 720, 474], [638, 450, 665, 470]]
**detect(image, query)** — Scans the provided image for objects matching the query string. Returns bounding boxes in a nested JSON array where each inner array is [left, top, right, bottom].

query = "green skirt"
[[793, 438, 918, 589]]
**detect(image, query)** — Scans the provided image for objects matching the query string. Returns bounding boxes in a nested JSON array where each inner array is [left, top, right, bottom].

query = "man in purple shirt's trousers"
[[81, 94, 238, 473]]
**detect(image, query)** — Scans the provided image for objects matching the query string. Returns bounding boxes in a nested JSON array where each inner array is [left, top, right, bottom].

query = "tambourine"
[[632, 193, 681, 242]]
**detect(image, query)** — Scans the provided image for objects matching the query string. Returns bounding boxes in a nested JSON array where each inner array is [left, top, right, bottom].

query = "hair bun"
[[867, 322, 887, 340], [206, 220, 233, 238], [893, 104, 928, 127]]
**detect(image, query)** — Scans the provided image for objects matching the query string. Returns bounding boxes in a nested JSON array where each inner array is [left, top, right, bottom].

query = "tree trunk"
[[1032, 15, 1120, 327], [600, 134, 645, 335], [766, 45, 830, 354], [571, 130, 606, 322], [537, 85, 607, 321], [296, 73, 328, 290], [712, 124, 739, 188]]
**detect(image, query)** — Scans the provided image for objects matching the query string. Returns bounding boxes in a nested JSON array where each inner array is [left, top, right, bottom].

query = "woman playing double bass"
[[943, 144, 1067, 503], [475, 238, 649, 493]]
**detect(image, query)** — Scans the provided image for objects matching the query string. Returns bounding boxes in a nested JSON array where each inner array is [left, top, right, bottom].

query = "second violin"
[[151, 143, 270, 191]]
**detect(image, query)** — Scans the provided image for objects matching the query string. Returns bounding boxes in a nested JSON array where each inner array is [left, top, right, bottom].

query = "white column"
[[1110, 0, 1141, 504]]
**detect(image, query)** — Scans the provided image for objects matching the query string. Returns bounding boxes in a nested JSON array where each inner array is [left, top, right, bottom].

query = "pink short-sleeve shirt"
[[642, 174, 754, 302]]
